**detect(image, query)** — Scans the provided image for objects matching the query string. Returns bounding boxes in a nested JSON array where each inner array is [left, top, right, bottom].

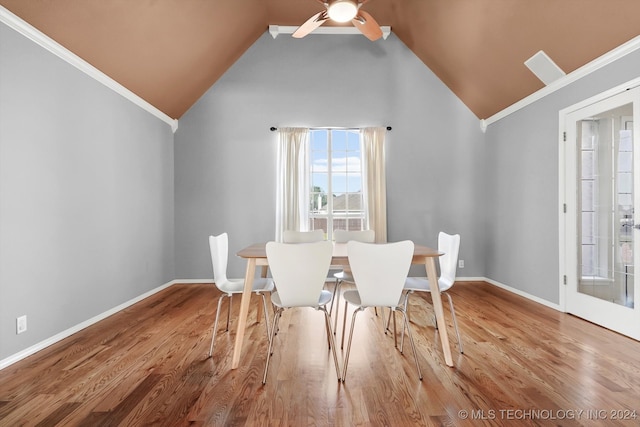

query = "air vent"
[[525, 50, 566, 85]]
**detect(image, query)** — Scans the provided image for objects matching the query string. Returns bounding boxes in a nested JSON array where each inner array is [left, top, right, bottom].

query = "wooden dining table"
[[231, 242, 454, 369]]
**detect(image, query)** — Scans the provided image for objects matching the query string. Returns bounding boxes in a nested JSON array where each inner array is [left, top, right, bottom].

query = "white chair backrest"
[[283, 229, 325, 243], [209, 233, 229, 284], [266, 240, 333, 307], [438, 232, 461, 288], [333, 229, 375, 243], [347, 240, 414, 307]]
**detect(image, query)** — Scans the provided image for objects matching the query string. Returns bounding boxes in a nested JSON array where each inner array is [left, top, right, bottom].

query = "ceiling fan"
[[293, 0, 383, 41]]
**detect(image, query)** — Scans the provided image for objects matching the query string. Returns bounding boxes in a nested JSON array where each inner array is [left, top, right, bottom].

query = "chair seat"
[[404, 277, 452, 293], [271, 289, 333, 308], [217, 277, 274, 294], [342, 289, 362, 306], [333, 270, 354, 282], [343, 289, 403, 308]]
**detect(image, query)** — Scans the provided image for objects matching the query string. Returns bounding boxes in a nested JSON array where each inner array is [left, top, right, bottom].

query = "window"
[[308, 129, 364, 240], [275, 126, 386, 243]]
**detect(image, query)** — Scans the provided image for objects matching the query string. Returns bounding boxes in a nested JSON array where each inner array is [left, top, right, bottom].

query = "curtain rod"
[[270, 126, 392, 131]]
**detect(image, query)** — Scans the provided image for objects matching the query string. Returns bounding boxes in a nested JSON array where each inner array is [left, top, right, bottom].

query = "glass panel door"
[[565, 87, 640, 340]]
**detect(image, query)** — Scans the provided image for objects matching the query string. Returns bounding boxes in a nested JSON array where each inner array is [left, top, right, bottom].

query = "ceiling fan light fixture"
[[327, 0, 358, 23]]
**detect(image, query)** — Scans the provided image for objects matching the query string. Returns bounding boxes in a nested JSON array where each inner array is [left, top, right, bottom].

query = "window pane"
[[581, 180, 594, 210], [311, 151, 328, 172], [346, 173, 362, 193], [346, 131, 360, 150], [310, 217, 327, 234], [581, 245, 595, 276], [332, 151, 348, 173], [332, 130, 347, 150], [582, 212, 594, 245], [312, 173, 328, 193], [310, 130, 328, 150], [581, 151, 594, 179], [310, 192, 326, 212], [332, 173, 347, 194], [332, 154, 360, 174]]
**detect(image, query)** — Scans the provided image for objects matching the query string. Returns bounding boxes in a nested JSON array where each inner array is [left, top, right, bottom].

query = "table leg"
[[425, 257, 454, 367], [231, 258, 256, 369]]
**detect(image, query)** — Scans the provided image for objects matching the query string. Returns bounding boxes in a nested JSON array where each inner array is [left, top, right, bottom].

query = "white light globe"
[[328, 0, 358, 23]]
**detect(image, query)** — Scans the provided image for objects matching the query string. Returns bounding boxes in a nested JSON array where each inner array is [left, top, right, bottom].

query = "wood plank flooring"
[[1, 282, 639, 426]]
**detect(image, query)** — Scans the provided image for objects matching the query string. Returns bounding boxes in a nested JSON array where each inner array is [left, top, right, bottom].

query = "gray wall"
[[0, 22, 175, 359], [175, 32, 486, 280], [484, 49, 640, 304], [6, 14, 636, 364]]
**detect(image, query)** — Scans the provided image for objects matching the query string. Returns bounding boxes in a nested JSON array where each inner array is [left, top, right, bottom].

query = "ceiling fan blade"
[[352, 10, 383, 41], [292, 11, 329, 38]]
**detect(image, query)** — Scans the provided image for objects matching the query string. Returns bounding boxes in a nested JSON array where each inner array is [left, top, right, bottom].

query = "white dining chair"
[[282, 229, 325, 243], [341, 240, 422, 382], [262, 240, 341, 384], [402, 231, 463, 353], [330, 229, 375, 332], [208, 233, 274, 358]]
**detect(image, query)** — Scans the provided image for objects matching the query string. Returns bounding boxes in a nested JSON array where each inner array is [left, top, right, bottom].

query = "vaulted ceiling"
[[2, 0, 640, 120]]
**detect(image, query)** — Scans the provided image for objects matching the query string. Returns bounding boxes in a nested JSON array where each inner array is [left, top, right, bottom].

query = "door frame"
[[559, 77, 640, 311], [559, 78, 640, 339]]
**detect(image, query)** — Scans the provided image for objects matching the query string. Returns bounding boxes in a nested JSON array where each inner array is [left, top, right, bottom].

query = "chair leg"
[[322, 307, 342, 381], [392, 308, 398, 348], [445, 293, 464, 354], [398, 307, 423, 380], [341, 307, 363, 382], [258, 292, 271, 343], [400, 290, 411, 352], [329, 278, 340, 316], [324, 308, 332, 349], [332, 280, 343, 335], [209, 294, 229, 357], [226, 295, 232, 331], [385, 307, 392, 334], [262, 308, 282, 385], [341, 300, 349, 350]]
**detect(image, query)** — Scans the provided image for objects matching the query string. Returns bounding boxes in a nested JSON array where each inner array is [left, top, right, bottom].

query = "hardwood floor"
[[1, 282, 639, 426]]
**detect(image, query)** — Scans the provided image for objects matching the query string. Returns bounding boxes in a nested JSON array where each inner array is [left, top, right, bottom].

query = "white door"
[[564, 86, 640, 340]]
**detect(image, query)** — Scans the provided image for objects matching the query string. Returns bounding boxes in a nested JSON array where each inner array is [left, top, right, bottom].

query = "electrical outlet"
[[16, 315, 27, 334], [458, 260, 465, 269]]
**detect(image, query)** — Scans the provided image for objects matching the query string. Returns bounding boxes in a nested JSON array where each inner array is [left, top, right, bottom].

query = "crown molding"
[[0, 6, 179, 133], [482, 35, 640, 130]]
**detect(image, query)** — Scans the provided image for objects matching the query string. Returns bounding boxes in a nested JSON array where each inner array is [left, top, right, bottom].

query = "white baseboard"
[[483, 277, 562, 311], [455, 276, 487, 282], [0, 280, 178, 370], [173, 279, 214, 284]]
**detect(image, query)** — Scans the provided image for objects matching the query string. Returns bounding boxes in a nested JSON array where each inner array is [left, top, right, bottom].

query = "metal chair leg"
[[259, 292, 271, 343], [262, 308, 282, 385], [392, 308, 398, 348], [332, 280, 343, 335], [446, 293, 464, 354], [399, 308, 423, 380], [341, 307, 363, 382], [226, 295, 232, 331], [329, 278, 340, 316], [400, 291, 411, 353], [209, 294, 228, 357], [341, 300, 349, 350], [322, 307, 342, 381], [385, 307, 392, 334]]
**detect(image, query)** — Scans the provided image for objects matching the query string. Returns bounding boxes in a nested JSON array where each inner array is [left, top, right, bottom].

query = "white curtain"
[[275, 127, 310, 242], [361, 127, 387, 243]]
